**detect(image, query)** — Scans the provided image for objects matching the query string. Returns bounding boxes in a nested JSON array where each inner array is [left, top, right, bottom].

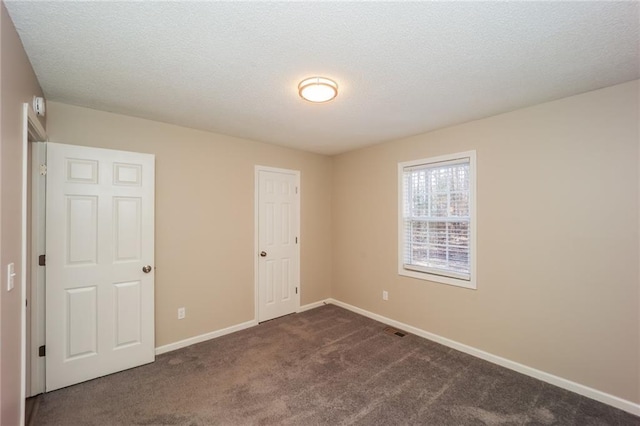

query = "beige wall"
[[46, 101, 333, 347], [0, 2, 45, 424], [332, 80, 640, 403]]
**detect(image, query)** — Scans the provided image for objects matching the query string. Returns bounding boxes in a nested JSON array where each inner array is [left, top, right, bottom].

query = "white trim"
[[20, 105, 28, 426], [254, 167, 259, 324], [26, 107, 46, 142], [118, 296, 640, 415], [155, 320, 258, 356], [20, 105, 48, 424], [23, 106, 47, 406], [155, 299, 330, 356], [298, 300, 328, 313], [326, 298, 640, 416], [254, 165, 301, 323], [397, 150, 477, 290]]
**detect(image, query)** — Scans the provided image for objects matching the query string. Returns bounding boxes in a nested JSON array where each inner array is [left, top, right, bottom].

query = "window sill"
[[398, 268, 476, 290]]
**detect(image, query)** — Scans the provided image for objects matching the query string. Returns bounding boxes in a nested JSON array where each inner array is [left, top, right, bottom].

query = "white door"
[[256, 167, 300, 322], [29, 142, 47, 396], [45, 142, 155, 391]]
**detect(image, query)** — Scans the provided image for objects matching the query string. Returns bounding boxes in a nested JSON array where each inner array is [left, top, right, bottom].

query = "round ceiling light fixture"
[[298, 77, 338, 103]]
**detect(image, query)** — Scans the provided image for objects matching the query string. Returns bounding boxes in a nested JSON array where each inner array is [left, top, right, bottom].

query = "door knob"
[[260, 251, 267, 257], [142, 265, 152, 273]]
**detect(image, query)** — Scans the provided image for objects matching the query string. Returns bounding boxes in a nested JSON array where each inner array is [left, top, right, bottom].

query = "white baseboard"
[[155, 300, 331, 356], [152, 299, 639, 416], [298, 300, 329, 312], [326, 298, 640, 416], [155, 319, 258, 355]]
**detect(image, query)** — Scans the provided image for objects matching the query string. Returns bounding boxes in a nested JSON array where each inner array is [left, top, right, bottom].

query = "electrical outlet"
[[178, 307, 186, 320], [382, 290, 389, 301]]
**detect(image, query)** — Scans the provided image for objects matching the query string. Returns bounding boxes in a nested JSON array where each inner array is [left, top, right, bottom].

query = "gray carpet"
[[31, 304, 639, 425]]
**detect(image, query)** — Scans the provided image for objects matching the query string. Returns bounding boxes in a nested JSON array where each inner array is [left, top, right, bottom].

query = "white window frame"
[[398, 150, 477, 290]]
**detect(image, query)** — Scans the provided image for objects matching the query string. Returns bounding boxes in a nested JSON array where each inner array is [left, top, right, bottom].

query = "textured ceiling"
[[5, 1, 640, 155]]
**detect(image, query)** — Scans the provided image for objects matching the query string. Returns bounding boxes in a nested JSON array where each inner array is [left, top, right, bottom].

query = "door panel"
[[257, 169, 299, 322], [46, 142, 155, 391], [66, 286, 97, 359], [113, 197, 142, 262], [114, 281, 142, 348], [66, 195, 98, 265]]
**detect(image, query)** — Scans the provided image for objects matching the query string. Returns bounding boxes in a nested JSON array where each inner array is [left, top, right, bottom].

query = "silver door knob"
[[260, 251, 267, 257], [142, 265, 152, 273]]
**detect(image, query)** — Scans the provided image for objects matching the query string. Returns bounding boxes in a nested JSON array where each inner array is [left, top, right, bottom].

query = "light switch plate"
[[7, 263, 16, 291]]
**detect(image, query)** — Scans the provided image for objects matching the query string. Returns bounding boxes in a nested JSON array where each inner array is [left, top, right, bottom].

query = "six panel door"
[[45, 142, 155, 391], [257, 169, 300, 322]]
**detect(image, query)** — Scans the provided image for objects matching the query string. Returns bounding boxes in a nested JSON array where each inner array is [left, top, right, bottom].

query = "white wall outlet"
[[178, 307, 186, 320], [382, 290, 389, 301], [6, 263, 16, 291]]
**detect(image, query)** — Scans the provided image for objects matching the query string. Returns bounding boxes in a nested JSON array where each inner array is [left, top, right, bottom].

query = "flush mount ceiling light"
[[298, 77, 338, 103]]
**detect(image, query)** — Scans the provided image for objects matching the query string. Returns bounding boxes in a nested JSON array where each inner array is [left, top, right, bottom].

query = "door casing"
[[23, 104, 48, 411]]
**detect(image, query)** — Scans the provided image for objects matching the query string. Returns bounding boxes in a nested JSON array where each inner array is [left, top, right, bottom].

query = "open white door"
[[45, 142, 155, 391], [29, 142, 47, 397], [256, 167, 300, 322]]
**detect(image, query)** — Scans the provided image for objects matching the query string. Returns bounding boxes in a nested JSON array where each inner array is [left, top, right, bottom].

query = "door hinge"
[[38, 254, 46, 266], [296, 287, 298, 294], [295, 237, 298, 244], [39, 164, 47, 176], [38, 345, 46, 357], [295, 186, 298, 194]]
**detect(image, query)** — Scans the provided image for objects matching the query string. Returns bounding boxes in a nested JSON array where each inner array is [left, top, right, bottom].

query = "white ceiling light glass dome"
[[298, 77, 338, 103]]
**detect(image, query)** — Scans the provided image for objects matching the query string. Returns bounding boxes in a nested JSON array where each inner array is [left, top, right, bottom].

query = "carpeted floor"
[[31, 304, 639, 425]]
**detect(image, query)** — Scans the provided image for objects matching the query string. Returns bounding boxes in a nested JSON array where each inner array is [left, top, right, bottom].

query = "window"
[[398, 151, 476, 289]]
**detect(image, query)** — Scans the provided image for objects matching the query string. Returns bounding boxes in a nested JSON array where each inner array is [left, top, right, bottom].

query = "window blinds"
[[402, 157, 471, 281]]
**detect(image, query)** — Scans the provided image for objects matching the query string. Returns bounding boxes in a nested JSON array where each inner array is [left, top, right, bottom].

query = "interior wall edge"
[[1, 2, 46, 425]]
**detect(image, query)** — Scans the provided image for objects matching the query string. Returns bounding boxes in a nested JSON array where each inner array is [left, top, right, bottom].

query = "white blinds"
[[402, 157, 471, 280]]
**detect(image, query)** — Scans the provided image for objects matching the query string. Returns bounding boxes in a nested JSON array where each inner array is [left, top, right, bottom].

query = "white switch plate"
[[382, 290, 388, 301], [178, 307, 186, 320], [7, 263, 16, 291]]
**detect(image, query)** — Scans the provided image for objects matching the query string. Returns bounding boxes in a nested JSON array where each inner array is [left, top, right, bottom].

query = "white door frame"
[[21, 103, 47, 421], [28, 142, 46, 397], [254, 166, 301, 322]]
